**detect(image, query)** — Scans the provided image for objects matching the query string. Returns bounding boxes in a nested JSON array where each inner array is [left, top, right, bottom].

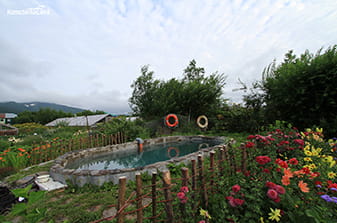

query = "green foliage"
[[13, 122, 48, 135], [253, 45, 337, 137], [76, 110, 106, 116], [7, 185, 47, 223], [96, 117, 150, 141], [213, 103, 265, 133], [129, 60, 226, 120], [13, 108, 74, 125]]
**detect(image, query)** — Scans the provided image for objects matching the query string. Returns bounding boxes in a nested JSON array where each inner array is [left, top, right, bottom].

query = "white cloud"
[[0, 0, 336, 113]]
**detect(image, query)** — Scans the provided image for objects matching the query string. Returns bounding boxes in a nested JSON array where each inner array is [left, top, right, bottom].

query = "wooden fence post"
[[191, 160, 197, 191], [151, 172, 157, 223], [181, 167, 189, 187], [136, 173, 143, 223], [210, 151, 215, 191], [162, 171, 174, 223], [241, 143, 247, 173], [117, 176, 127, 223], [198, 155, 207, 209]]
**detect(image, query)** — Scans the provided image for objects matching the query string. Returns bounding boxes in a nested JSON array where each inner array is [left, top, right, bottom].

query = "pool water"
[[66, 140, 222, 170]]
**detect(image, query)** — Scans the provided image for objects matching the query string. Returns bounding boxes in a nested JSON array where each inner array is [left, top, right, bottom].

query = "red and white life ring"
[[165, 114, 179, 128], [167, 147, 180, 158]]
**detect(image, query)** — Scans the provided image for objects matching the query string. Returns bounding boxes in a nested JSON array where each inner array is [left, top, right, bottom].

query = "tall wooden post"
[[198, 155, 207, 208], [136, 173, 143, 223], [210, 151, 215, 190], [117, 176, 127, 223], [191, 160, 197, 191], [162, 171, 174, 223], [151, 172, 157, 223]]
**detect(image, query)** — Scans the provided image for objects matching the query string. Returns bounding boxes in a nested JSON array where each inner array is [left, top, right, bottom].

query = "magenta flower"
[[232, 184, 241, 193], [267, 189, 279, 200]]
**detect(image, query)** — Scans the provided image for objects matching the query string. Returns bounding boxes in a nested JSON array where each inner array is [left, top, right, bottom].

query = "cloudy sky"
[[0, 0, 336, 114]]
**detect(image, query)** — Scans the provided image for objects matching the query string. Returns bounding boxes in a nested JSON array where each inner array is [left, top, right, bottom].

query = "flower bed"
[[202, 127, 337, 222]]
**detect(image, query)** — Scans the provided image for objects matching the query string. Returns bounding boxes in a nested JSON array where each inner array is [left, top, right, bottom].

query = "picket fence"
[[26, 132, 126, 166]]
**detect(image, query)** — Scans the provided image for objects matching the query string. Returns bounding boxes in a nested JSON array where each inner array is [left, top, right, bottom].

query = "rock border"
[[50, 135, 225, 186]]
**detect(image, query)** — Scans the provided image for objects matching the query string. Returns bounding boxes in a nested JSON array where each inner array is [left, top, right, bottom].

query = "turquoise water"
[[66, 140, 222, 170]]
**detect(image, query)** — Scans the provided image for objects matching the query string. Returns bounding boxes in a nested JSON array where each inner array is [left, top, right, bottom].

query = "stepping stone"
[[102, 207, 117, 218], [15, 175, 35, 186]]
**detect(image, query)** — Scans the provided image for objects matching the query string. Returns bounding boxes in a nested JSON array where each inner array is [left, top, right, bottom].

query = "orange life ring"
[[165, 114, 179, 128], [167, 147, 180, 158]]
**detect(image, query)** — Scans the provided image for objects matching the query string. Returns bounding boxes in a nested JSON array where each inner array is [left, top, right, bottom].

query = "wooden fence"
[[90, 143, 249, 223], [26, 132, 126, 166]]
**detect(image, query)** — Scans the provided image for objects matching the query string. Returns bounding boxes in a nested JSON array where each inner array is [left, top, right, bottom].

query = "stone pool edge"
[[50, 135, 225, 186]]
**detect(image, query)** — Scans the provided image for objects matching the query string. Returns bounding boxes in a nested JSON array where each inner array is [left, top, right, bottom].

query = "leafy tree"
[[246, 45, 337, 137], [129, 60, 226, 120], [13, 108, 73, 125]]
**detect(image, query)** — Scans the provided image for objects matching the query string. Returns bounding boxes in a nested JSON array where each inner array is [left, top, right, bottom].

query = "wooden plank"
[[136, 173, 143, 223], [162, 171, 174, 223], [117, 176, 127, 223]]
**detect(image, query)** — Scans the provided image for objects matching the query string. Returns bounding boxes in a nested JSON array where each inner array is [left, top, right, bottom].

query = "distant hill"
[[0, 101, 85, 114]]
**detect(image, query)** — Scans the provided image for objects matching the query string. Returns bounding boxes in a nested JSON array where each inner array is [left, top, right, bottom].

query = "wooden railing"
[[26, 132, 126, 166], [90, 143, 249, 223]]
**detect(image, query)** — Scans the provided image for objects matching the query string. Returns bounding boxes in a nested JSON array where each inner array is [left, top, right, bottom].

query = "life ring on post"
[[167, 147, 180, 158], [165, 114, 179, 128], [197, 115, 208, 129]]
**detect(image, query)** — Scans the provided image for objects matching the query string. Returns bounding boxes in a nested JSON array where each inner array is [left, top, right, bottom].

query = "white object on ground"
[[35, 176, 67, 191]]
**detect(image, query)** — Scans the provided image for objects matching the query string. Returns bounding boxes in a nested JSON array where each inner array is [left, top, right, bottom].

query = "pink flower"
[[273, 196, 281, 203], [177, 192, 185, 200], [274, 185, 285, 194], [229, 198, 237, 207], [199, 221, 206, 223], [180, 186, 189, 193], [180, 197, 188, 203], [232, 184, 241, 193], [267, 189, 278, 200]]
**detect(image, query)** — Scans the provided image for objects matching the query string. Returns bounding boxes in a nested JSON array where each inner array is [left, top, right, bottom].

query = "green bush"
[[257, 46, 337, 137]]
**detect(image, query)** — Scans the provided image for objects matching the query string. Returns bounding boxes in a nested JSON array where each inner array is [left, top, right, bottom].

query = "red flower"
[[276, 159, 288, 169], [226, 196, 234, 201], [273, 196, 281, 203], [301, 167, 310, 174], [288, 158, 298, 165], [263, 168, 270, 174], [247, 135, 255, 140], [245, 141, 255, 148], [315, 181, 322, 186], [328, 183, 337, 189], [266, 181, 276, 189], [293, 139, 304, 146], [234, 198, 244, 206], [255, 156, 271, 165], [267, 189, 278, 199], [232, 184, 241, 193]]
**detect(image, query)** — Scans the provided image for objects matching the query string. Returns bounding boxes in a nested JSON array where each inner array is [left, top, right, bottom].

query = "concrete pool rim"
[[49, 135, 225, 186]]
